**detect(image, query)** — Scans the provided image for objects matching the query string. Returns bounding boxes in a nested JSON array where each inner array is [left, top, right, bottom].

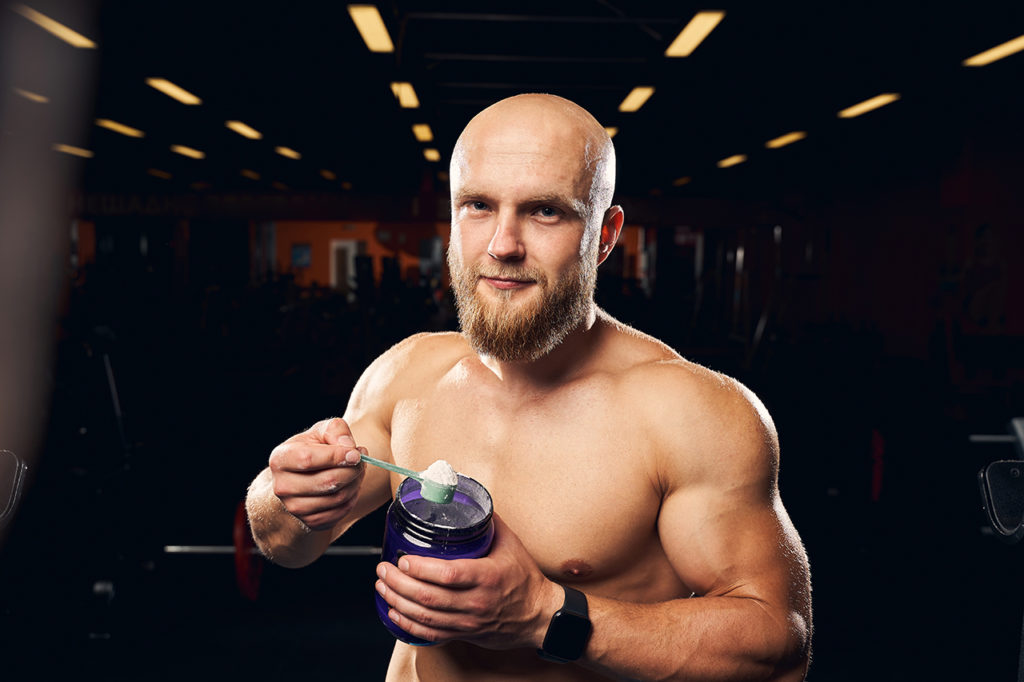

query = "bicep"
[[658, 481, 807, 608]]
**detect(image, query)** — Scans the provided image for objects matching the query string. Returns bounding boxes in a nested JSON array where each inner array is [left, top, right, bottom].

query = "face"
[[447, 114, 603, 362]]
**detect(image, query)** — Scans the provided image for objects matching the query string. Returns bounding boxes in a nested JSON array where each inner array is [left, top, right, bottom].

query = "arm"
[[245, 339, 406, 568], [577, 381, 812, 680], [376, 375, 811, 681]]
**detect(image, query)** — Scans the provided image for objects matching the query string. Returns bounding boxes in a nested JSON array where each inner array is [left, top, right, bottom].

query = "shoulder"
[[602, 320, 779, 493], [348, 332, 472, 407]]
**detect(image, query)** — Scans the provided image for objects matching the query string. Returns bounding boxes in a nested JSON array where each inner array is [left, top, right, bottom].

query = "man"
[[246, 94, 812, 681]]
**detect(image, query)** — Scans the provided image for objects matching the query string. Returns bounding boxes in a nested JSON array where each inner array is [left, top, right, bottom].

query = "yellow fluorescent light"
[[604, 126, 618, 138], [275, 146, 301, 160], [226, 120, 262, 139], [147, 168, 172, 179], [672, 176, 692, 186], [963, 34, 1024, 66], [12, 5, 96, 48], [412, 123, 433, 142], [838, 93, 900, 118], [170, 144, 204, 159], [146, 78, 202, 105], [96, 118, 144, 138], [272, 181, 289, 191], [13, 87, 48, 103], [765, 131, 807, 149], [390, 81, 420, 108], [347, 4, 394, 53], [341, 181, 353, 190], [423, 148, 441, 162], [241, 169, 261, 180], [320, 169, 337, 180], [665, 11, 725, 57], [619, 87, 654, 112], [717, 154, 747, 168], [52, 143, 93, 158]]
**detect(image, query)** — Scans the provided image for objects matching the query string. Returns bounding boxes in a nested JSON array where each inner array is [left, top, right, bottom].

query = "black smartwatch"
[[538, 584, 592, 663]]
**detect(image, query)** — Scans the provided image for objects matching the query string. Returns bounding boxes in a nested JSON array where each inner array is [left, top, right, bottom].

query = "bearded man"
[[245, 93, 812, 681]]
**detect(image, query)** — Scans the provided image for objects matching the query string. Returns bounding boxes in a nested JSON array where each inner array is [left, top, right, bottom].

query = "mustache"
[[470, 264, 547, 284]]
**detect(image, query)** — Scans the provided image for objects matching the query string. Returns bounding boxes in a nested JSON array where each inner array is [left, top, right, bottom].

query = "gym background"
[[1, 2, 1023, 680]]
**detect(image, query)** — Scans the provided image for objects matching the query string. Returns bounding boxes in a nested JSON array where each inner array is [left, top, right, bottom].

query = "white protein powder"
[[422, 459, 458, 487]]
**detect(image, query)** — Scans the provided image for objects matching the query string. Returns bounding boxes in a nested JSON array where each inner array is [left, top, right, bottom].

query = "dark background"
[[2, 2, 1024, 680]]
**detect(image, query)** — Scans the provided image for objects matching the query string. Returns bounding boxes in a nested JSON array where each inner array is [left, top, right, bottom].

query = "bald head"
[[450, 94, 616, 235]]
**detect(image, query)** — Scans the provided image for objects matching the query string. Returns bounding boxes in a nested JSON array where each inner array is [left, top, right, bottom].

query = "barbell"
[[162, 501, 381, 601]]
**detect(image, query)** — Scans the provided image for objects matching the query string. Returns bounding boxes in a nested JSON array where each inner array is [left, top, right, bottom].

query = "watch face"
[[544, 609, 593, 660]]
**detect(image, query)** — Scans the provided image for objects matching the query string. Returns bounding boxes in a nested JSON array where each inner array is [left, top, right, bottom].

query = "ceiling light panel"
[[963, 34, 1024, 67], [276, 146, 301, 160], [171, 144, 204, 159], [765, 131, 807, 149], [619, 87, 654, 113], [226, 121, 262, 139], [412, 124, 433, 142], [12, 5, 96, 48], [391, 82, 420, 108], [96, 118, 144, 138], [838, 93, 900, 118], [52, 143, 93, 158], [13, 87, 48, 103], [146, 78, 202, 105], [348, 5, 394, 53], [665, 11, 725, 57], [423, 148, 440, 162], [717, 154, 747, 168]]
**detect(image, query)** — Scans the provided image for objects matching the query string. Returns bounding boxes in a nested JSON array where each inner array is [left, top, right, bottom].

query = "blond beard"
[[449, 257, 597, 363]]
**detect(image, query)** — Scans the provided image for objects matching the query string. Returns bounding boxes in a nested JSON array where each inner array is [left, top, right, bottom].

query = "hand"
[[267, 417, 366, 531], [375, 514, 562, 649]]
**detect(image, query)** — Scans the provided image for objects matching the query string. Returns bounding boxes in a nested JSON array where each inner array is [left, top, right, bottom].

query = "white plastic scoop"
[[359, 454, 456, 504]]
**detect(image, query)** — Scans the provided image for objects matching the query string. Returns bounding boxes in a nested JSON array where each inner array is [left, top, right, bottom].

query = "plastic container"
[[376, 473, 494, 645]]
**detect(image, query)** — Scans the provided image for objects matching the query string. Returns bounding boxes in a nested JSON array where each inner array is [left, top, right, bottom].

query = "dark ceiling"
[[8, 1, 1024, 202]]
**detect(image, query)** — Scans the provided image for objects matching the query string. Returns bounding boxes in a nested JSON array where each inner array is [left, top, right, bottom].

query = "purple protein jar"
[[376, 473, 494, 645]]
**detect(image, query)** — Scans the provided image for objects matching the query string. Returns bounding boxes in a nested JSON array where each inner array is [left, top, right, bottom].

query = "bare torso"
[[367, 315, 698, 680]]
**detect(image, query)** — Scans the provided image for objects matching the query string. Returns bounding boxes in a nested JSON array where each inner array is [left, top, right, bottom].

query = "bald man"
[[246, 94, 812, 681]]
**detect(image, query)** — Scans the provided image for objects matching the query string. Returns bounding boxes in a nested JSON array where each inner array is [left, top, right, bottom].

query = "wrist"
[[532, 579, 566, 648]]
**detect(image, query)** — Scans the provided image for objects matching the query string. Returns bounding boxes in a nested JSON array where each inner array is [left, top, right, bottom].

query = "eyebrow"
[[453, 189, 587, 218]]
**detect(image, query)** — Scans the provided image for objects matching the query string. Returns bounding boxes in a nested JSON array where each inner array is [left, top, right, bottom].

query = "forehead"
[[452, 120, 593, 198]]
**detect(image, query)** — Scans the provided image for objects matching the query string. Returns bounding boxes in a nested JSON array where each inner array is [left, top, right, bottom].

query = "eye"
[[536, 206, 560, 218], [465, 200, 488, 212]]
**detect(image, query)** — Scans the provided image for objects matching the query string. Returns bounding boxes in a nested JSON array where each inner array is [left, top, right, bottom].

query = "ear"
[[596, 205, 624, 265]]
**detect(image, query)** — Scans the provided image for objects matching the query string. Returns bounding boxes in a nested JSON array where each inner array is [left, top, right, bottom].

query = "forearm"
[[578, 593, 810, 682], [245, 467, 338, 568]]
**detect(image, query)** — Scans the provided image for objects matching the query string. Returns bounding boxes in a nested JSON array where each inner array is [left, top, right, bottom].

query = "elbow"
[[762, 608, 812, 682]]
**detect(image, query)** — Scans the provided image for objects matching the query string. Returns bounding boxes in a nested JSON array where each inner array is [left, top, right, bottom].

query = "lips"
[[481, 276, 534, 290]]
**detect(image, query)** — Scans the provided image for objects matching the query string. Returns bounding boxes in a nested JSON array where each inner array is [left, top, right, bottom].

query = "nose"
[[486, 213, 525, 262]]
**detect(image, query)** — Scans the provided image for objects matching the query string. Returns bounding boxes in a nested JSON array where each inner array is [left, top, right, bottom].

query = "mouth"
[[480, 276, 536, 291]]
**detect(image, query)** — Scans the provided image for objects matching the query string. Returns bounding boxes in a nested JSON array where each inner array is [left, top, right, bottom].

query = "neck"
[[476, 304, 602, 391]]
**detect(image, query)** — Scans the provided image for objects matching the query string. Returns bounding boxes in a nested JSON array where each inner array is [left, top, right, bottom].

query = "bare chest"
[[387, 379, 673, 595]]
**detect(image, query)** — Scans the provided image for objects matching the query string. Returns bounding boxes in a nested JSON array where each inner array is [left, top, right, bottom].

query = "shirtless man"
[[245, 94, 812, 681]]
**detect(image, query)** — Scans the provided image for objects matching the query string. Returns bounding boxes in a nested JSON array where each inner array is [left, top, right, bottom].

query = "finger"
[[286, 489, 357, 518], [396, 554, 481, 589], [316, 417, 358, 449], [269, 441, 362, 473], [273, 464, 365, 497], [380, 601, 462, 644], [375, 576, 474, 637], [377, 561, 466, 612]]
